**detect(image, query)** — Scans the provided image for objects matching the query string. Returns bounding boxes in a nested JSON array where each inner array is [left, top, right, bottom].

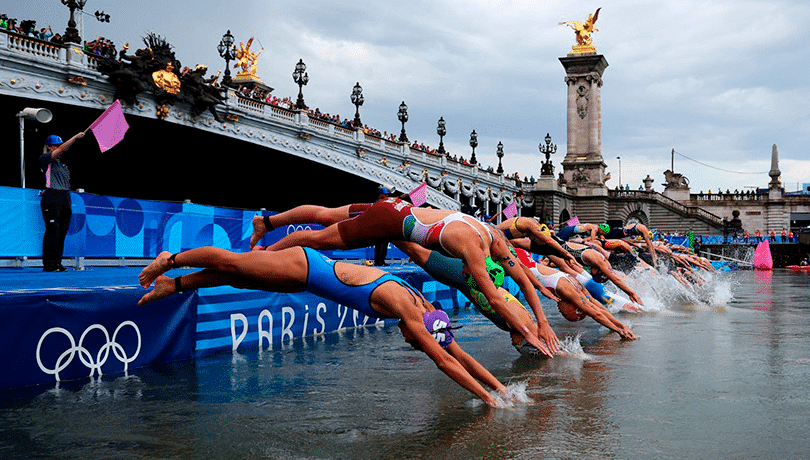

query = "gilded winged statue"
[[234, 37, 264, 76], [559, 7, 601, 47]]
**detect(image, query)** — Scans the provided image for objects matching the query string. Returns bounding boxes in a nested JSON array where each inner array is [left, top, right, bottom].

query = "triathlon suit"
[[605, 223, 642, 240], [303, 247, 422, 319], [500, 218, 567, 257], [337, 197, 493, 256], [422, 251, 517, 332], [514, 248, 570, 292], [555, 225, 591, 242]]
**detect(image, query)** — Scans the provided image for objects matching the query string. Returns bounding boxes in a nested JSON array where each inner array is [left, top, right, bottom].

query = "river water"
[[1, 269, 809, 459]]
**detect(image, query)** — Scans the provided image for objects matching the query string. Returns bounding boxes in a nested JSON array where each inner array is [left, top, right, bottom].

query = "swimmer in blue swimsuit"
[[138, 246, 510, 407]]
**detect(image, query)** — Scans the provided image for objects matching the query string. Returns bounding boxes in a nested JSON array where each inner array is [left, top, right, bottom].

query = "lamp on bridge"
[[397, 101, 409, 143], [496, 141, 504, 175], [217, 30, 236, 87], [436, 117, 447, 156], [16, 108, 53, 189], [616, 156, 622, 189], [539, 133, 557, 176], [93, 10, 110, 23], [60, 0, 88, 44], [293, 59, 309, 110], [350, 82, 364, 129], [469, 130, 478, 165]]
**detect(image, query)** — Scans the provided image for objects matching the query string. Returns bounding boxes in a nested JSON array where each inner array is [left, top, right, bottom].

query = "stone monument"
[[558, 8, 610, 196]]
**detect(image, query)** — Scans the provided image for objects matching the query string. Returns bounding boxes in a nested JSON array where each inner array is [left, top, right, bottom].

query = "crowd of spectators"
[[84, 36, 116, 59], [1, 13, 64, 44]]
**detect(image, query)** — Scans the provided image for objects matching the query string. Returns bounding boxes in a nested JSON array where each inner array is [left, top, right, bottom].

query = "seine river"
[[1, 269, 809, 459]]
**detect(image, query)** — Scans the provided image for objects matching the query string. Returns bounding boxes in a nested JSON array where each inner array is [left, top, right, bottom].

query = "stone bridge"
[[0, 30, 533, 214]]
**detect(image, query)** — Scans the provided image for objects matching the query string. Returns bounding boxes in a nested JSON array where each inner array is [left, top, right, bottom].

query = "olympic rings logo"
[[36, 321, 142, 382], [286, 224, 312, 235]]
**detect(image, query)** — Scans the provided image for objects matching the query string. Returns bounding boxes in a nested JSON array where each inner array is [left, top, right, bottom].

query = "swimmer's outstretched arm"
[[492, 242, 560, 355], [399, 312, 501, 406], [466, 255, 552, 357]]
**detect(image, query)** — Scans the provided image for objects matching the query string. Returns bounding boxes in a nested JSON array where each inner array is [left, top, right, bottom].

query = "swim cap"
[[466, 256, 505, 290], [423, 310, 455, 348], [599, 223, 610, 234], [592, 270, 609, 283], [558, 300, 587, 322], [45, 135, 63, 145]]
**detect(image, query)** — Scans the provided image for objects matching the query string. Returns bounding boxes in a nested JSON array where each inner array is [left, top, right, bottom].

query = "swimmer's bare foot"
[[250, 215, 270, 249], [139, 251, 172, 289], [138, 275, 174, 306]]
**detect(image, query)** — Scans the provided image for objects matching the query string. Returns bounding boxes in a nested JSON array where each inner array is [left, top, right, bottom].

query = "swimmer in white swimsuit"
[[514, 248, 638, 339]]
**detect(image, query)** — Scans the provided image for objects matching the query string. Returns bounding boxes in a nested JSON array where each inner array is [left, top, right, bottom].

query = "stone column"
[[559, 53, 609, 196]]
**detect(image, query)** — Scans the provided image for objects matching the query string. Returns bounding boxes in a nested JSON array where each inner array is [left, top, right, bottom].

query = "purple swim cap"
[[423, 310, 455, 348]]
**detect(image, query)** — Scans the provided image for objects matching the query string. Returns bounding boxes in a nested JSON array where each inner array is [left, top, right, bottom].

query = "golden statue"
[[560, 7, 601, 53], [234, 37, 263, 78], [152, 62, 181, 94]]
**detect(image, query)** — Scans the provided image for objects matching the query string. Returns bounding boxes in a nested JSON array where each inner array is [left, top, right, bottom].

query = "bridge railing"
[[3, 30, 62, 61]]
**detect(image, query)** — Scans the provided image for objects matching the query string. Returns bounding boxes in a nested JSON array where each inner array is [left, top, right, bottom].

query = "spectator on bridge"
[[770, 229, 776, 242], [744, 230, 749, 244], [781, 228, 787, 243], [755, 229, 762, 242], [37, 26, 52, 41]]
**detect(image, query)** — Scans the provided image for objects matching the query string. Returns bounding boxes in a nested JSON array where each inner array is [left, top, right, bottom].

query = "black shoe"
[[44, 266, 68, 272]]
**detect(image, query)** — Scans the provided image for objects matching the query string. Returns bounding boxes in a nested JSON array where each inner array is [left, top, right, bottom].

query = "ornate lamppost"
[[496, 141, 504, 175], [397, 101, 409, 143], [617, 156, 622, 189], [469, 130, 478, 165], [217, 30, 236, 87], [61, 0, 88, 44], [293, 59, 309, 110], [350, 82, 364, 129], [436, 117, 446, 156], [539, 133, 557, 176]]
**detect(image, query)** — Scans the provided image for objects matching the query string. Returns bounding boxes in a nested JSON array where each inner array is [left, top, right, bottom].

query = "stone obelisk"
[[558, 9, 610, 196]]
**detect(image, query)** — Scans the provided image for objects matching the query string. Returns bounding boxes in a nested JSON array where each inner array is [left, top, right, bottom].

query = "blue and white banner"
[[0, 287, 195, 391]]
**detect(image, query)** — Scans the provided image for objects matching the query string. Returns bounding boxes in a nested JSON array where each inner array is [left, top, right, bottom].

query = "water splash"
[[557, 333, 591, 360]]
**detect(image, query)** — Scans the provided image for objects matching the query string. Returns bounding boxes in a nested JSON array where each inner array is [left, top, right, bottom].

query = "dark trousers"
[[40, 189, 71, 269], [374, 242, 388, 266]]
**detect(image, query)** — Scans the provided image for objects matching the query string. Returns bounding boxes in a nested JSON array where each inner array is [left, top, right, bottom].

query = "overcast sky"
[[10, 0, 810, 193]]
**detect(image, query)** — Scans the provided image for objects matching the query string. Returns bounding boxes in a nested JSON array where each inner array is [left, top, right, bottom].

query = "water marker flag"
[[502, 201, 518, 219], [409, 182, 428, 207], [87, 100, 129, 152]]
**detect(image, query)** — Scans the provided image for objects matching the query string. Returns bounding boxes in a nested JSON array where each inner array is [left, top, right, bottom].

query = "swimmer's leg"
[[265, 224, 349, 252], [250, 205, 354, 249]]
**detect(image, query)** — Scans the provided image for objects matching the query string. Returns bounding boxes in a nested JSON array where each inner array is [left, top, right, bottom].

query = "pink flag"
[[502, 201, 518, 219], [566, 216, 581, 226], [88, 100, 129, 152], [408, 182, 428, 207]]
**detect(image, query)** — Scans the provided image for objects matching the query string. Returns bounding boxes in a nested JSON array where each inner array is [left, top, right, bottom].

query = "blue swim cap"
[[423, 310, 456, 348], [45, 135, 63, 145]]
